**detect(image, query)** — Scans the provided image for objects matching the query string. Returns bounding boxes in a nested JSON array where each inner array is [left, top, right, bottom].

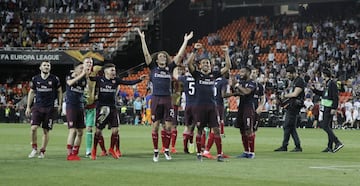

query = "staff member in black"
[[311, 69, 344, 153], [274, 66, 304, 152]]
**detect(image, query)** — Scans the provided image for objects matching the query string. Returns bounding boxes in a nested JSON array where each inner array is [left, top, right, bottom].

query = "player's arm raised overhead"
[[187, 43, 202, 74], [220, 45, 231, 75], [173, 31, 194, 65], [136, 28, 152, 65]]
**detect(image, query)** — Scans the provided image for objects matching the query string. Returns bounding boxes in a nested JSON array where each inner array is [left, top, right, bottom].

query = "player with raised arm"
[[26, 61, 63, 159], [188, 43, 231, 162], [173, 66, 196, 154], [137, 28, 193, 162], [65, 61, 90, 160], [90, 63, 145, 160]]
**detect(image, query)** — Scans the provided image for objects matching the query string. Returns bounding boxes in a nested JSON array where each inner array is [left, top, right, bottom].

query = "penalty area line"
[[309, 165, 360, 171]]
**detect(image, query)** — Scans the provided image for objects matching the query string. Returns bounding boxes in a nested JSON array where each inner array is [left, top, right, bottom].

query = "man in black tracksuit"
[[312, 69, 344, 153], [274, 66, 304, 152]]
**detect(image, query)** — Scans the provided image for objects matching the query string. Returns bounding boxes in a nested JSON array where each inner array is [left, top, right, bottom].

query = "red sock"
[[206, 132, 214, 151], [152, 131, 158, 150], [241, 132, 249, 152], [99, 135, 106, 152], [214, 134, 222, 155], [32, 143, 37, 150], [163, 131, 171, 149], [171, 128, 177, 148], [40, 148, 46, 153], [183, 132, 189, 150], [189, 132, 194, 143], [110, 133, 117, 150], [161, 129, 166, 149], [220, 121, 225, 135], [93, 134, 99, 150], [72, 145, 79, 155], [249, 134, 255, 153], [67, 144, 72, 155], [115, 134, 120, 151], [201, 133, 206, 151], [196, 134, 202, 153]]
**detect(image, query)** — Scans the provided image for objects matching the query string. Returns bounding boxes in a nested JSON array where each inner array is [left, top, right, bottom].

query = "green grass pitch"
[[0, 123, 359, 186]]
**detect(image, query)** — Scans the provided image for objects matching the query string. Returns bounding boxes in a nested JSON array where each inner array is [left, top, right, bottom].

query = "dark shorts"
[[193, 105, 219, 129], [31, 106, 56, 130], [66, 107, 85, 129], [135, 109, 142, 116], [96, 106, 119, 130], [184, 105, 196, 126], [151, 95, 174, 122], [216, 105, 225, 121], [235, 106, 255, 132]]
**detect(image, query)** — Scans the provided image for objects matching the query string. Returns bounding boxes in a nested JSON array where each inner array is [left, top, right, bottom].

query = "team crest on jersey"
[[112, 80, 116, 84], [210, 75, 213, 78], [165, 67, 169, 71], [48, 81, 52, 85]]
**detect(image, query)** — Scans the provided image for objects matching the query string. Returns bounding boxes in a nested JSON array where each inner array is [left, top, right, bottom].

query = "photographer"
[[274, 66, 304, 152], [311, 69, 344, 153]]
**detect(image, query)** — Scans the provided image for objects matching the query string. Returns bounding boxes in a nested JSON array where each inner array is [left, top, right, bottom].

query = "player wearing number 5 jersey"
[[188, 43, 231, 162], [173, 67, 196, 154]]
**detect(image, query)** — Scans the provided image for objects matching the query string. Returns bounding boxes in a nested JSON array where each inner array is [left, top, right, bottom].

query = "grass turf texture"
[[0, 124, 359, 186]]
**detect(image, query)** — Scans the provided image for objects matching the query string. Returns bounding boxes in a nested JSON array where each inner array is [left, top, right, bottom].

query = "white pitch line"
[[309, 165, 360, 171]]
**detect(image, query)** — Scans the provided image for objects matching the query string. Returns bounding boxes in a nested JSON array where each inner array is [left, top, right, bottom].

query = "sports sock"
[[32, 143, 37, 150], [201, 132, 206, 151], [196, 134, 202, 153], [163, 131, 171, 149], [183, 132, 189, 150], [86, 132, 92, 153], [220, 121, 225, 135], [214, 134, 222, 155], [189, 132, 194, 144], [249, 134, 255, 153], [171, 128, 177, 148], [241, 132, 249, 152], [72, 145, 80, 155], [93, 134, 99, 150], [115, 134, 120, 151], [161, 129, 166, 149], [152, 130, 158, 150], [99, 135, 106, 152], [67, 144, 72, 155], [110, 133, 116, 150], [206, 132, 214, 151]]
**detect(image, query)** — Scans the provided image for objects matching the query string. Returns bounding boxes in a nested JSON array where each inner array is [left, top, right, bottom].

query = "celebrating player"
[[26, 61, 63, 159], [90, 63, 145, 160], [137, 27, 193, 162], [188, 43, 231, 162], [65, 61, 89, 160]]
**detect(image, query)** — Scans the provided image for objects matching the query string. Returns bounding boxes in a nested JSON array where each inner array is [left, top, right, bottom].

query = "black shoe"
[[274, 147, 287, 152], [333, 143, 344, 153], [197, 153, 203, 162], [321, 147, 333, 153], [290, 147, 302, 152], [184, 148, 189, 154], [217, 155, 224, 162]]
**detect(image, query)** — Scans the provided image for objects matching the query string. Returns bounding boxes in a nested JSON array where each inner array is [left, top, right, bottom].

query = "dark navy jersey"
[[65, 74, 87, 108], [92, 76, 141, 108], [215, 77, 228, 106], [253, 82, 264, 109], [30, 74, 61, 107], [178, 75, 196, 106], [149, 62, 176, 96], [238, 80, 256, 108], [191, 70, 222, 105]]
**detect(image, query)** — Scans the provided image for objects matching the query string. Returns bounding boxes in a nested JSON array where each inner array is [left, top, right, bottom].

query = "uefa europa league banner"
[[0, 50, 104, 65]]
